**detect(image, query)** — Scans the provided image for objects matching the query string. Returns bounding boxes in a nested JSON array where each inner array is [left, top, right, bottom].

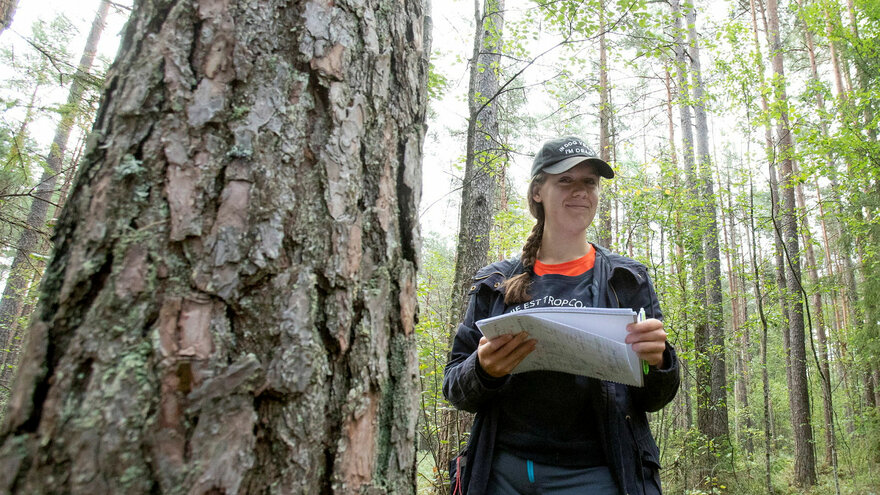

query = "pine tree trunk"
[[789, 9, 837, 460], [687, 5, 728, 445], [793, 162, 836, 472], [0, 0, 429, 492], [765, 0, 816, 484], [0, 0, 112, 388], [751, 0, 793, 400], [823, 0, 862, 335]]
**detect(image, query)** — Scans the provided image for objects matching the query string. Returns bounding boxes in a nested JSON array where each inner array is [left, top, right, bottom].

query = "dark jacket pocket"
[[641, 449, 662, 495]]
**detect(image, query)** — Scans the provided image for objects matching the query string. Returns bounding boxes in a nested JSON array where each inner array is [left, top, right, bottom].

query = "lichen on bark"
[[0, 0, 429, 492]]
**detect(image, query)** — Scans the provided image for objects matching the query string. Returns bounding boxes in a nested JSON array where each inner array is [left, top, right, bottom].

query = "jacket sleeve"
[[443, 273, 510, 413], [626, 266, 681, 412]]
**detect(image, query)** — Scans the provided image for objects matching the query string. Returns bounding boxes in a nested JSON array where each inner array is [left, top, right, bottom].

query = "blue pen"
[[639, 308, 649, 375]]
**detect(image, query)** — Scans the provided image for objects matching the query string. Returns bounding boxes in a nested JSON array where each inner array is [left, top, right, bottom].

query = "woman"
[[443, 136, 680, 495]]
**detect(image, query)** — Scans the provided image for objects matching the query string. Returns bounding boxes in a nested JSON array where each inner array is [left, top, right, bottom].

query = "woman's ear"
[[532, 185, 542, 204]]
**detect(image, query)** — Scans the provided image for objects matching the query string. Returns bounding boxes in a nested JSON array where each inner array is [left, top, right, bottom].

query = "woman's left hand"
[[625, 318, 667, 368]]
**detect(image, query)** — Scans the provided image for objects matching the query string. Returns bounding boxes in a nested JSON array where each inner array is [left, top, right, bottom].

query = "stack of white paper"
[[475, 307, 644, 387]]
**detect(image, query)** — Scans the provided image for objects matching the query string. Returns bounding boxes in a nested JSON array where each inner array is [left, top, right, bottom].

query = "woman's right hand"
[[477, 332, 536, 378]]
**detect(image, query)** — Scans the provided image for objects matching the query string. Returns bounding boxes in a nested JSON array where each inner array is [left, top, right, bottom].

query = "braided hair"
[[503, 172, 547, 305]]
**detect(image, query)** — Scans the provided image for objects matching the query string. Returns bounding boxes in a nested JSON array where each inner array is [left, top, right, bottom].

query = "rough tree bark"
[[671, 0, 704, 446], [0, 0, 429, 492], [671, 0, 726, 475], [788, 11, 838, 462], [686, 2, 729, 447], [440, 0, 505, 490], [0, 0, 112, 388], [751, 0, 795, 405], [765, 0, 817, 484]]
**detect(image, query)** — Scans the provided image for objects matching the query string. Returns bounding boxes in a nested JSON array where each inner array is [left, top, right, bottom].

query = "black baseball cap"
[[531, 136, 614, 179]]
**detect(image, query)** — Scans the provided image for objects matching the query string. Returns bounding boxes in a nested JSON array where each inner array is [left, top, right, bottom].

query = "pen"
[[639, 308, 649, 375]]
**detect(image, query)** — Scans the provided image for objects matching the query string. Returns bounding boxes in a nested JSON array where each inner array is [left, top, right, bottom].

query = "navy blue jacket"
[[443, 245, 680, 495]]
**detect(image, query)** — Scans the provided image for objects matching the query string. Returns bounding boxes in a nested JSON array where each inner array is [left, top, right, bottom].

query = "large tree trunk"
[[0, 0, 429, 492], [686, 3, 729, 447], [440, 0, 505, 490], [751, 0, 793, 408], [671, 2, 704, 459], [0, 0, 112, 387], [790, 9, 839, 464], [672, 0, 724, 476], [765, 0, 817, 485]]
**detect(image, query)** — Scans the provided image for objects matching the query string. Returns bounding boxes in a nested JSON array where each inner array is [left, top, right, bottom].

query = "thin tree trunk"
[[718, 162, 751, 455], [823, 0, 861, 332], [683, 0, 729, 452], [597, 0, 612, 249], [794, 162, 838, 478], [4, 85, 40, 171], [0, 0, 112, 385], [0, 0, 429, 492], [819, 0, 864, 421], [764, 0, 817, 484], [441, 0, 505, 490], [0, 128, 88, 388], [449, 0, 505, 335], [874, 370, 880, 412], [665, 66, 692, 437], [671, 0, 699, 439], [748, 174, 774, 495]]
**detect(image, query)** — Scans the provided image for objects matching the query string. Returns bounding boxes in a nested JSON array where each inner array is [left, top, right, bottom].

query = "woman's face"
[[532, 162, 601, 235]]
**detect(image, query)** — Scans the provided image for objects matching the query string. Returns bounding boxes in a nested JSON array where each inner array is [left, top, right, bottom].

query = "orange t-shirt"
[[533, 245, 596, 276]]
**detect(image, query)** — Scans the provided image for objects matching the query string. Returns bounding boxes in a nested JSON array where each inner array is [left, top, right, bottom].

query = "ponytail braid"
[[503, 173, 547, 305]]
